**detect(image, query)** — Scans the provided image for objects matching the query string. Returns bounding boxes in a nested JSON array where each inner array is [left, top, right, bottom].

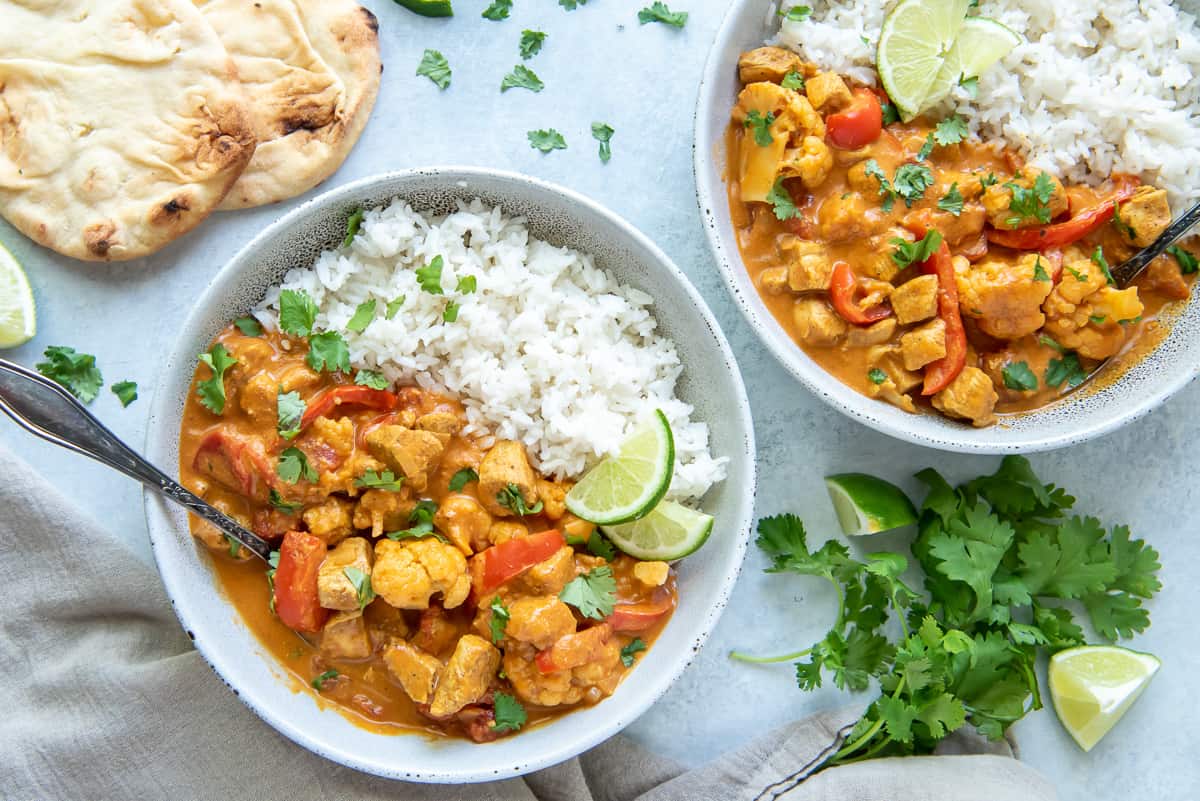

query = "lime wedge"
[[0, 240, 35, 349], [565, 410, 674, 525], [601, 500, 714, 561], [1049, 645, 1160, 752], [921, 16, 1021, 109], [877, 0, 970, 121], [824, 473, 918, 535]]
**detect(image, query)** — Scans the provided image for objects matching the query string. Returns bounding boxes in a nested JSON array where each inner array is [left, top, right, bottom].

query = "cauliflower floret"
[[536, 478, 571, 521], [1042, 257, 1144, 360], [373, 538, 471, 610], [502, 631, 623, 708], [302, 496, 354, 545], [778, 135, 833, 189], [956, 254, 1053, 340], [931, 366, 998, 427], [733, 81, 826, 202], [434, 494, 493, 555]]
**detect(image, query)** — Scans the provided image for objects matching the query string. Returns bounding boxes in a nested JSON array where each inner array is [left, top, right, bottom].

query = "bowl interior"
[[143, 168, 755, 782], [695, 0, 1200, 453]]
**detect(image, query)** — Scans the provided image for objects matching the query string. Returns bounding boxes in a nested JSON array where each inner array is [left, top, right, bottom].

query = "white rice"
[[773, 0, 1200, 207], [254, 198, 726, 502]]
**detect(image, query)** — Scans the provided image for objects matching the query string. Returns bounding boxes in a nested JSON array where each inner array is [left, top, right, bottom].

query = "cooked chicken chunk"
[[321, 610, 372, 660], [237, 363, 320, 424], [780, 236, 834, 291], [900, 319, 947, 371], [373, 538, 471, 610], [1117, 186, 1172, 248], [505, 596, 577, 650], [383, 640, 442, 705], [931, 367, 998, 427], [520, 546, 576, 595], [364, 425, 446, 493], [488, 520, 529, 546], [804, 71, 852, 111], [428, 635, 500, 718], [737, 46, 808, 84], [846, 318, 897, 348], [792, 296, 847, 346], [478, 440, 539, 518], [415, 411, 460, 436], [891, 275, 939, 324], [956, 254, 1053, 340], [317, 536, 373, 611], [759, 266, 790, 295]]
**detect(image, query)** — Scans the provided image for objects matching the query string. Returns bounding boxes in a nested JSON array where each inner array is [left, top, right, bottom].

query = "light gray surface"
[[0, 2, 1196, 798]]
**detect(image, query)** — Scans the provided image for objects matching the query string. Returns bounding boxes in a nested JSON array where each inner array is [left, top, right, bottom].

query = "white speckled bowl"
[[695, 0, 1200, 453], [143, 168, 755, 783]]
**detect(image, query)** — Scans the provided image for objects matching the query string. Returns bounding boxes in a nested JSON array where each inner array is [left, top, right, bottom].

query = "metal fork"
[[0, 357, 272, 563]]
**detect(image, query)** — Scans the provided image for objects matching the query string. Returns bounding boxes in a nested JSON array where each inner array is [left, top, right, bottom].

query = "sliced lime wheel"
[[565, 410, 674, 525], [877, 0, 970, 121], [824, 473, 917, 536], [921, 16, 1021, 109], [1049, 645, 1160, 752], [0, 240, 35, 349], [601, 500, 714, 561]]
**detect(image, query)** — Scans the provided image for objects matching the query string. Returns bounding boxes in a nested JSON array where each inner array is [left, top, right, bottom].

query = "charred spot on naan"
[[84, 221, 119, 258]]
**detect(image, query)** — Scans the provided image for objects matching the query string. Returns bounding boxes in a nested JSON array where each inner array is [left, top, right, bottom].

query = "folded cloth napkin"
[[0, 443, 1057, 801]]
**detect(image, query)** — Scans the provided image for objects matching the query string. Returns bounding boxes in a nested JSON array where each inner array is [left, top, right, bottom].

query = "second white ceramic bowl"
[[694, 0, 1200, 453], [143, 167, 755, 782]]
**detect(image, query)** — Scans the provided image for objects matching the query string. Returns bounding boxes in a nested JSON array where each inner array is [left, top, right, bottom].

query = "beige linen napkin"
[[0, 443, 1056, 801]]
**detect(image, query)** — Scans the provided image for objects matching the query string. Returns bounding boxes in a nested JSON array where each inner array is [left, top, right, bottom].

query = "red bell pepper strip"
[[192, 429, 274, 502], [829, 261, 893, 325], [607, 597, 675, 633], [919, 242, 967, 396], [475, 529, 566, 596], [535, 624, 612, 674], [985, 186, 1138, 250], [273, 530, 329, 634], [826, 89, 883, 150], [299, 386, 399, 430]]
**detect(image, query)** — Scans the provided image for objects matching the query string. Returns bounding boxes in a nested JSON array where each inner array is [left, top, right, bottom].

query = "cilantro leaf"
[[637, 1, 687, 27], [415, 256, 444, 294], [585, 531, 616, 561], [489, 596, 510, 643], [744, 110, 775, 147], [385, 296, 405, 319], [1004, 173, 1056, 227], [269, 489, 302, 513], [1045, 351, 1087, 389], [492, 691, 527, 732], [37, 345, 104, 403], [443, 302, 460, 323], [346, 299, 376, 333], [880, 101, 899, 125], [868, 367, 887, 385], [864, 159, 896, 212], [449, 467, 479, 492], [456, 275, 477, 295], [937, 183, 964, 216], [234, 316, 262, 337], [343, 208, 364, 247], [765, 177, 799, 221], [355, 469, 404, 492], [519, 29, 547, 59], [278, 289, 318, 337], [916, 133, 935, 162], [501, 64, 544, 93], [778, 4, 811, 21], [306, 331, 350, 373], [277, 446, 317, 484], [933, 115, 968, 146], [528, 128, 567, 153], [387, 499, 446, 541], [311, 669, 339, 690], [558, 0, 587, 8], [1167, 245, 1198, 275], [417, 49, 451, 90], [890, 230, 942, 269], [496, 483, 543, 516], [481, 0, 511, 20], [894, 164, 934, 207], [111, 380, 138, 407], [1033, 257, 1050, 282], [196, 344, 237, 414], [781, 70, 805, 90], [1091, 245, 1116, 286], [276, 389, 305, 440], [621, 637, 647, 667], [591, 122, 615, 163], [1001, 361, 1037, 391], [559, 566, 617, 619], [355, 369, 389, 390], [343, 566, 375, 610]]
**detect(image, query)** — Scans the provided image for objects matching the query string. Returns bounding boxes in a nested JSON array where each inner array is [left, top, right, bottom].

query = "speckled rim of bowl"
[[143, 166, 756, 783], [694, 0, 1200, 454]]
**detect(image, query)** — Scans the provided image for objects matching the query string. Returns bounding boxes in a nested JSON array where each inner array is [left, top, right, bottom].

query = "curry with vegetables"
[[727, 47, 1196, 426], [179, 323, 676, 742]]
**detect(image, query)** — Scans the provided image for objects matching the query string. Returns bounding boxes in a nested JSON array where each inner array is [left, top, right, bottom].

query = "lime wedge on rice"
[[0, 241, 36, 349], [1049, 645, 1161, 752], [565, 410, 674, 525], [877, 0, 971, 121], [601, 500, 714, 561], [824, 473, 918, 536], [921, 16, 1022, 109]]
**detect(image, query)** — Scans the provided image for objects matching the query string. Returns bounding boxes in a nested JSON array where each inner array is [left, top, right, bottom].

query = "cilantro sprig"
[[560, 566, 617, 619], [196, 344, 237, 414], [497, 483, 543, 516], [492, 691, 527, 733], [733, 457, 1161, 764], [1004, 173, 1056, 228], [889, 230, 942, 270]]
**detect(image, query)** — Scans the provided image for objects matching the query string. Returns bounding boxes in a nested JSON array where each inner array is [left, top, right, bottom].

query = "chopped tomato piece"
[[274, 530, 329, 633], [829, 261, 893, 325], [919, 242, 968, 395], [607, 597, 674, 633], [300, 386, 399, 430], [535, 624, 612, 674], [985, 185, 1138, 250], [826, 88, 883, 150], [474, 529, 566, 596]]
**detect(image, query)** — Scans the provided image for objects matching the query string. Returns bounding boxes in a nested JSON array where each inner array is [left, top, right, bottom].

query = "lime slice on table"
[[602, 500, 714, 561], [877, 0, 970, 121], [921, 16, 1022, 109], [1049, 645, 1161, 752], [565, 409, 674, 526], [824, 473, 918, 535], [0, 241, 36, 349]]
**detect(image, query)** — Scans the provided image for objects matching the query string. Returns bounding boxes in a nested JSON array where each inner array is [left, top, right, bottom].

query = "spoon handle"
[[0, 358, 272, 563], [1112, 199, 1200, 286]]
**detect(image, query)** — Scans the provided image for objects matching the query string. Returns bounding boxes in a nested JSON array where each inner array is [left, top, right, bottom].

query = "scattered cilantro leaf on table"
[[528, 129, 567, 153], [501, 64, 544, 93], [417, 49, 452, 90], [637, 1, 687, 27], [111, 380, 138, 407], [37, 346, 103, 403], [481, 0, 511, 20], [519, 30, 547, 59], [591, 122, 615, 163]]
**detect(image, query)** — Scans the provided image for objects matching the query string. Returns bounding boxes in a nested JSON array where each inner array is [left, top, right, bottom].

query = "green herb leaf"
[[621, 637, 647, 667], [346, 299, 376, 333], [1005, 173, 1056, 227], [266, 550, 280, 610], [111, 380, 138, 407], [277, 446, 318, 484], [443, 302, 460, 323], [1033, 257, 1050, 282], [586, 531, 617, 561], [864, 159, 896, 212], [455, 275, 477, 294], [894, 164, 934, 207], [766, 177, 800, 221], [36, 346, 104, 403], [449, 467, 479, 492], [880, 102, 899, 125], [481, 0, 511, 20], [196, 344, 237, 414], [234, 316, 263, 337], [933, 116, 968, 146], [416, 256, 444, 295], [355, 469, 404, 492], [269, 489, 302, 514], [519, 29, 547, 59], [343, 208, 364, 247], [637, 1, 687, 27], [278, 289, 319, 337], [276, 389, 305, 440], [343, 566, 376, 610], [868, 367, 887, 385], [501, 64, 544, 93], [355, 369, 389, 390], [980, 172, 998, 189], [489, 595, 510, 643], [890, 230, 943, 269], [387, 499, 446, 541], [1038, 334, 1065, 352], [417, 49, 452, 90], [1001, 361, 1038, 391], [492, 691, 527, 732], [958, 75, 979, 97], [559, 566, 617, 619], [1091, 246, 1115, 286], [782, 70, 806, 90], [385, 296, 405, 319], [916, 133, 935, 162], [558, 0, 587, 8], [744, 110, 776, 147], [1167, 245, 1198, 275], [1045, 352, 1087, 389], [312, 669, 339, 690], [591, 122, 615, 163], [306, 331, 350, 373], [226, 534, 241, 559], [528, 128, 567, 153], [496, 483, 544, 516], [778, 4, 811, 21], [937, 183, 964, 216]]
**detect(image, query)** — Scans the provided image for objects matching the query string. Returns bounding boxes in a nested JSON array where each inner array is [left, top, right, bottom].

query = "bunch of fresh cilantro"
[[741, 456, 1161, 765]]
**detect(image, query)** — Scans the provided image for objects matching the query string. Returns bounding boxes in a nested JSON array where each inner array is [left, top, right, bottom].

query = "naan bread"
[[198, 0, 381, 210], [0, 0, 256, 262]]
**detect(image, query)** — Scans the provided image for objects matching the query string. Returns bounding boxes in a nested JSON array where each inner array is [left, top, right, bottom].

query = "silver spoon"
[[1111, 199, 1200, 287], [0, 357, 273, 563]]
